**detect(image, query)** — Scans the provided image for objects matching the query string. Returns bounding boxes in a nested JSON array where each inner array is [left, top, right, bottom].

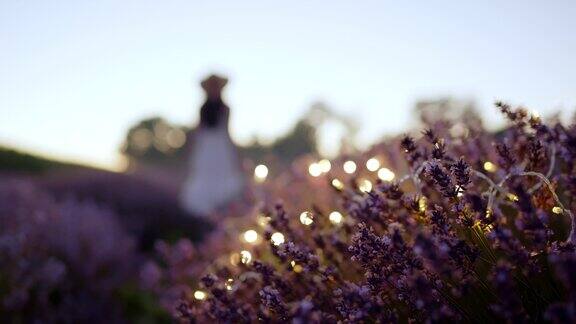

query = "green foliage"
[[240, 119, 318, 165], [121, 113, 320, 168], [117, 284, 171, 324], [0, 146, 91, 174], [121, 117, 190, 166]]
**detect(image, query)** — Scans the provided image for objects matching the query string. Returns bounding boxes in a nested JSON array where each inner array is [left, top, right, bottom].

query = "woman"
[[179, 74, 245, 216]]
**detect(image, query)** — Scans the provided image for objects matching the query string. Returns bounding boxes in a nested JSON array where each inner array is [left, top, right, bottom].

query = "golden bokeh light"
[[299, 211, 314, 225], [132, 128, 153, 151], [229, 252, 240, 265], [483, 161, 496, 172], [456, 187, 464, 198], [308, 163, 322, 177], [290, 260, 303, 273], [257, 214, 270, 227], [254, 164, 269, 182], [243, 229, 258, 243], [194, 290, 207, 300], [366, 157, 380, 172], [225, 278, 234, 291], [166, 128, 186, 148], [418, 196, 427, 212], [343, 160, 357, 174], [331, 178, 344, 190], [318, 159, 332, 173], [552, 206, 563, 214], [271, 232, 285, 246], [377, 167, 395, 182], [358, 179, 372, 192], [507, 193, 519, 202], [240, 250, 252, 264], [483, 224, 494, 233], [329, 211, 343, 224]]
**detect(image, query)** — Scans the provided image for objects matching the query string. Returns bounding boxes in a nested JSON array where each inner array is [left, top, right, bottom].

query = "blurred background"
[[1, 1, 576, 321], [1, 0, 575, 171]]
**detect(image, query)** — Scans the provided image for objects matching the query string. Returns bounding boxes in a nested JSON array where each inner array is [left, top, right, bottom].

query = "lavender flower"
[[143, 101, 576, 323]]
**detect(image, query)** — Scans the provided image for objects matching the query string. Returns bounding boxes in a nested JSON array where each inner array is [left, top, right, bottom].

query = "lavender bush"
[[0, 179, 139, 322], [41, 170, 212, 249], [153, 103, 575, 323]]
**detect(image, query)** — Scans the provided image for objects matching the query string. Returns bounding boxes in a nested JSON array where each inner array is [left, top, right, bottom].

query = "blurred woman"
[[180, 74, 245, 216]]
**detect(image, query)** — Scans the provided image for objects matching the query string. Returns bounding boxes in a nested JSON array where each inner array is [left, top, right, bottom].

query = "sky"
[[1, 0, 575, 170]]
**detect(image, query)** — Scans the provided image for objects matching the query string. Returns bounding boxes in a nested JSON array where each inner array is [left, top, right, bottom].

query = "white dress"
[[179, 119, 245, 216]]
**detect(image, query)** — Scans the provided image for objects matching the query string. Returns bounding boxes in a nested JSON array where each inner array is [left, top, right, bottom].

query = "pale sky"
[[1, 0, 575, 169]]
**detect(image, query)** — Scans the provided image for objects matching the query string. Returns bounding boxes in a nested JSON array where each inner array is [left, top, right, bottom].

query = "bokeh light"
[[165, 129, 186, 148], [483, 161, 496, 172], [229, 252, 241, 265], [240, 250, 252, 264], [377, 167, 395, 181], [243, 229, 258, 243], [331, 178, 344, 190], [225, 278, 234, 291], [358, 179, 372, 192], [254, 164, 269, 182], [194, 290, 207, 300], [329, 211, 343, 224], [308, 163, 322, 177], [418, 196, 427, 212], [299, 211, 314, 225], [366, 157, 380, 171], [552, 206, 563, 214], [257, 214, 270, 227], [343, 160, 357, 174], [318, 159, 332, 173], [507, 193, 519, 202], [271, 232, 285, 246], [290, 260, 303, 273]]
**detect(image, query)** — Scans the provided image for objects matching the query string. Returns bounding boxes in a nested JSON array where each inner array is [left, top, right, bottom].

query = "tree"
[[121, 117, 189, 166]]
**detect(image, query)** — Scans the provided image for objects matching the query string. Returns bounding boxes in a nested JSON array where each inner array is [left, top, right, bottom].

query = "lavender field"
[[2, 103, 575, 323], [159, 103, 576, 323], [2, 2, 576, 322]]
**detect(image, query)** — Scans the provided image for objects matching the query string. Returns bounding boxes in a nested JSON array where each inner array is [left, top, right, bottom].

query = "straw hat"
[[201, 74, 228, 92]]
